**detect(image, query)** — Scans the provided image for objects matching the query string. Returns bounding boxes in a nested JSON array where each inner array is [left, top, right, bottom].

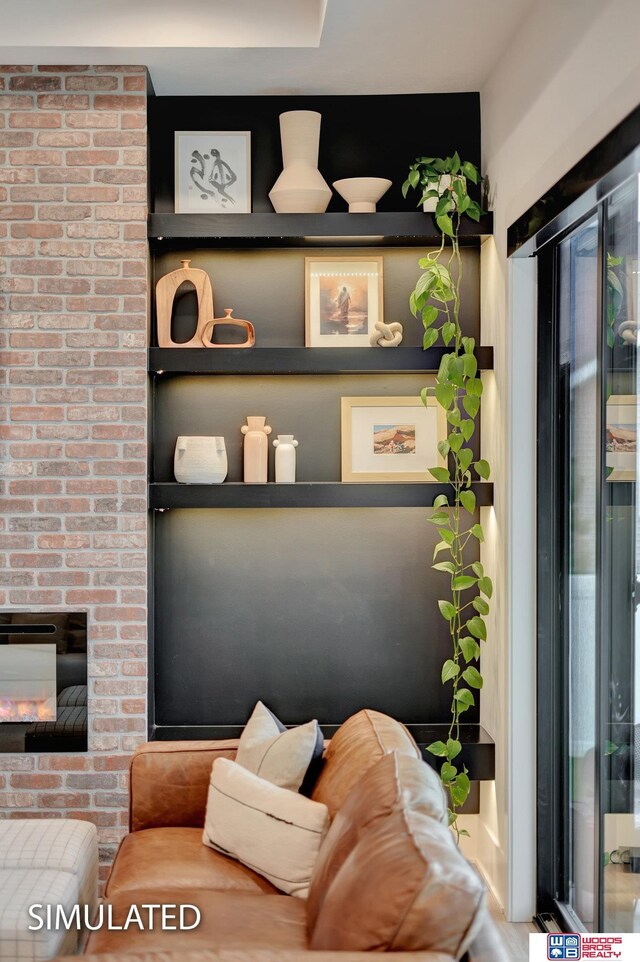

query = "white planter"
[[332, 177, 392, 213], [273, 434, 298, 483], [269, 111, 332, 214], [174, 436, 227, 484], [422, 174, 466, 212]]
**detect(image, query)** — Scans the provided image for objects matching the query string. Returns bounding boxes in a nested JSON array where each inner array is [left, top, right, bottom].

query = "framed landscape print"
[[305, 256, 383, 347], [175, 131, 251, 213], [341, 396, 446, 482], [606, 394, 637, 481]]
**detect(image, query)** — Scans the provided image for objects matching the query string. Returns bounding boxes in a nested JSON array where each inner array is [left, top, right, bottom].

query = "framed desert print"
[[341, 396, 446, 483], [305, 256, 383, 347], [175, 131, 251, 213], [606, 394, 637, 481]]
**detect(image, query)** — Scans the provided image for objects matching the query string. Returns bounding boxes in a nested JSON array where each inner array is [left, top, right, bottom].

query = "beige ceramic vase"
[[241, 416, 272, 483], [269, 111, 332, 213]]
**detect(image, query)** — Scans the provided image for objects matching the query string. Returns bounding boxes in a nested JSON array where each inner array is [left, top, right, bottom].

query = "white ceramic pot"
[[174, 436, 228, 484], [332, 177, 392, 213], [269, 111, 332, 214], [422, 174, 466, 212], [273, 434, 298, 483]]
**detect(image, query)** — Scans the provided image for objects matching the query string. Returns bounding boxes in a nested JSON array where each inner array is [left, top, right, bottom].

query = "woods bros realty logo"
[[543, 935, 625, 959]]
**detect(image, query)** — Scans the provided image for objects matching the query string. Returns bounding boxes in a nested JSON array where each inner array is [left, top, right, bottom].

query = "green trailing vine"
[[403, 154, 492, 840]]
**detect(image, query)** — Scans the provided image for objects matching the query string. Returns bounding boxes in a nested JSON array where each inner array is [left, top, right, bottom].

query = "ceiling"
[[0, 0, 534, 95]]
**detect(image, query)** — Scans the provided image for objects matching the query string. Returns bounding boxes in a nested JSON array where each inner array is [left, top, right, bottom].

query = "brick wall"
[[0, 65, 148, 881]]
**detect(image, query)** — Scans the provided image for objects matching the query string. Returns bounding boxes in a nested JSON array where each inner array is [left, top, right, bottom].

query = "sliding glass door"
[[537, 167, 640, 931]]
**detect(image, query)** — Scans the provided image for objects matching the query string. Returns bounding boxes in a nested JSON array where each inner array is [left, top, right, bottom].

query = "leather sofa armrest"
[[61, 952, 457, 962], [129, 739, 240, 832]]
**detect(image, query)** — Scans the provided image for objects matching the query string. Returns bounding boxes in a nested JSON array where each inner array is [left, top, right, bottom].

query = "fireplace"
[[0, 612, 88, 753], [0, 644, 57, 722]]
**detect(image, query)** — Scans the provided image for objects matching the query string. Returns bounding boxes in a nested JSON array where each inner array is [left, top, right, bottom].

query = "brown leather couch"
[[57, 710, 509, 962]]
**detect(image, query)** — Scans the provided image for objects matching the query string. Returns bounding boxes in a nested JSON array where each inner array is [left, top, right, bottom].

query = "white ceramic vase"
[[422, 174, 466, 212], [241, 416, 272, 483], [269, 111, 332, 214], [332, 177, 392, 213], [273, 434, 298, 483], [174, 436, 227, 484]]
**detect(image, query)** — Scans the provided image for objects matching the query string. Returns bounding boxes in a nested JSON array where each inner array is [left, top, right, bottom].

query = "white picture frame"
[[606, 394, 637, 481], [341, 396, 447, 483], [305, 256, 383, 347], [175, 131, 251, 214]]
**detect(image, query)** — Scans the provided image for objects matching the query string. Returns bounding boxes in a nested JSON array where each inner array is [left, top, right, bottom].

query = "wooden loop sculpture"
[[201, 309, 255, 349], [156, 259, 214, 348]]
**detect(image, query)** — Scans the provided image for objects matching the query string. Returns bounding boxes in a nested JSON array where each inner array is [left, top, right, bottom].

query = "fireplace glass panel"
[[0, 644, 57, 722]]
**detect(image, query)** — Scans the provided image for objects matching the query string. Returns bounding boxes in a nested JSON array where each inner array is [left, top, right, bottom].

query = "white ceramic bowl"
[[332, 177, 392, 213]]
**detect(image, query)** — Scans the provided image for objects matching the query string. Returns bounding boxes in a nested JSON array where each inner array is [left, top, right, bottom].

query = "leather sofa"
[[57, 710, 509, 962]]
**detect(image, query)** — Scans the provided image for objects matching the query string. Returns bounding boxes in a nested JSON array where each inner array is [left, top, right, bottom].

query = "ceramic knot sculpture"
[[269, 111, 332, 214], [369, 319, 404, 348], [174, 436, 228, 484], [241, 416, 272, 483], [273, 435, 298, 483]]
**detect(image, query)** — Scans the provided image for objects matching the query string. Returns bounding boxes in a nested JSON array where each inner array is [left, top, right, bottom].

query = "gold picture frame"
[[341, 395, 447, 483], [305, 256, 384, 347]]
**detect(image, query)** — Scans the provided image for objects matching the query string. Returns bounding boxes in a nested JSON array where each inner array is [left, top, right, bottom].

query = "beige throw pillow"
[[203, 757, 330, 898], [235, 701, 323, 792]]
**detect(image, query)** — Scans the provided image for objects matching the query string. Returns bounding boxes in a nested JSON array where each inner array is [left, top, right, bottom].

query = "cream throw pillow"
[[203, 757, 330, 898], [235, 701, 323, 792]]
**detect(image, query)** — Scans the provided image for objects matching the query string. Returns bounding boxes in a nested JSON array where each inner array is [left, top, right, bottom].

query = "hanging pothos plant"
[[403, 153, 492, 840]]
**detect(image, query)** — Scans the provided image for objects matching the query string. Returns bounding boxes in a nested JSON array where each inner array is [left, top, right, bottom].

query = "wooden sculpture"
[[156, 259, 214, 348], [201, 309, 256, 349]]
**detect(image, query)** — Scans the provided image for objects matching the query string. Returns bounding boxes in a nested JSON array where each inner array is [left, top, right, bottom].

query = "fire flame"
[[0, 699, 56, 723]]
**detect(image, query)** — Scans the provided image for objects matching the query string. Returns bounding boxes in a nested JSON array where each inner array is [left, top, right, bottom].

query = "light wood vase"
[[241, 416, 272, 483], [269, 111, 332, 214], [156, 259, 214, 348]]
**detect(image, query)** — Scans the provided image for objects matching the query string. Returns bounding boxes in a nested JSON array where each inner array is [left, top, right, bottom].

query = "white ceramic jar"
[[174, 436, 228, 484], [241, 417, 272, 483], [273, 434, 298, 483]]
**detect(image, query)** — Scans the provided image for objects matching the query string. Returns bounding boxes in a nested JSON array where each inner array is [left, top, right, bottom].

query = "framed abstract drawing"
[[175, 131, 251, 213], [341, 395, 446, 482]]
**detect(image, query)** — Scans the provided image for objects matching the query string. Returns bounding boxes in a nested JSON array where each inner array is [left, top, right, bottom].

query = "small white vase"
[[332, 177, 392, 213], [273, 434, 298, 483], [241, 416, 272, 483], [422, 174, 466, 212], [269, 111, 332, 214], [174, 436, 227, 484]]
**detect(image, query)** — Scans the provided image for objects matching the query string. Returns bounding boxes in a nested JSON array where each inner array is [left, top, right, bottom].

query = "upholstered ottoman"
[[0, 819, 98, 960]]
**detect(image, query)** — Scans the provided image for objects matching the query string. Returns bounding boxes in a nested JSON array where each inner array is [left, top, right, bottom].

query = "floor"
[[479, 864, 538, 961]]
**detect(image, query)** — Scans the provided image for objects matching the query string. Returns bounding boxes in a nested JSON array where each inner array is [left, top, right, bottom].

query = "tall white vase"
[[273, 434, 298, 483], [269, 111, 332, 214], [174, 436, 227, 483], [241, 416, 272, 483]]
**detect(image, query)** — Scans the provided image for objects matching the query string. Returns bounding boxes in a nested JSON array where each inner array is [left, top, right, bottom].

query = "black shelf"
[[150, 722, 494, 781], [149, 345, 494, 376], [150, 481, 494, 510], [148, 211, 493, 249]]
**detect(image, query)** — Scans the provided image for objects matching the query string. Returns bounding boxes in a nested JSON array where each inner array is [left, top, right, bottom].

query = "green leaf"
[[479, 576, 493, 598], [447, 407, 461, 427], [442, 321, 456, 346], [471, 523, 484, 542], [462, 353, 477, 378], [434, 382, 455, 410], [473, 596, 490, 615], [452, 575, 476, 591], [457, 193, 471, 215], [437, 439, 450, 458], [462, 336, 476, 354], [459, 489, 476, 513], [433, 560, 456, 574], [436, 213, 454, 238], [458, 448, 473, 473], [422, 305, 439, 328], [436, 194, 451, 217], [462, 666, 483, 689], [466, 377, 483, 397], [475, 459, 490, 480], [450, 151, 461, 175], [448, 432, 463, 453], [409, 168, 420, 189], [454, 688, 475, 707], [450, 772, 471, 808], [420, 386, 430, 407], [467, 616, 486, 641], [439, 527, 454, 545], [429, 466, 450, 483], [471, 562, 484, 578], [441, 659, 460, 683], [438, 600, 456, 621], [433, 493, 449, 509], [427, 740, 447, 757], [462, 161, 479, 184], [423, 328, 439, 350], [441, 762, 457, 782], [462, 394, 480, 417], [460, 637, 480, 662], [433, 540, 451, 559], [458, 828, 471, 838], [446, 738, 462, 760], [460, 419, 474, 442]]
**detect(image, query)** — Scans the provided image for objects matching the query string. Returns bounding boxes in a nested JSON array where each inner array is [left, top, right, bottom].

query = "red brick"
[[9, 149, 61, 165], [123, 76, 146, 91], [10, 76, 61, 91], [10, 552, 62, 568], [10, 295, 62, 311], [11, 223, 64, 238], [0, 94, 34, 108], [94, 278, 145, 295], [38, 94, 89, 109], [66, 111, 118, 129], [12, 258, 63, 275], [37, 497, 89, 512], [66, 223, 119, 239], [123, 149, 146, 166], [9, 587, 64, 604], [38, 793, 90, 808], [0, 350, 34, 366], [38, 534, 90, 550], [65, 260, 119, 277], [67, 589, 117, 604], [37, 755, 89, 771], [39, 204, 91, 221], [0, 239, 35, 255], [121, 113, 146, 129], [0, 204, 34, 220], [93, 167, 145, 184], [66, 297, 118, 312], [66, 551, 118, 567], [10, 479, 61, 494], [37, 66, 89, 73], [10, 333, 62, 348], [66, 186, 119, 202], [38, 571, 88, 586], [10, 112, 61, 128], [38, 166, 91, 183], [66, 75, 119, 90], [93, 131, 145, 148], [66, 149, 119, 166], [38, 278, 91, 294], [95, 204, 145, 221], [37, 130, 90, 147], [0, 131, 34, 147], [11, 185, 64, 201], [40, 239, 90, 257], [11, 774, 62, 789], [0, 277, 33, 293], [10, 405, 63, 421], [0, 167, 35, 183], [94, 94, 145, 110]]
